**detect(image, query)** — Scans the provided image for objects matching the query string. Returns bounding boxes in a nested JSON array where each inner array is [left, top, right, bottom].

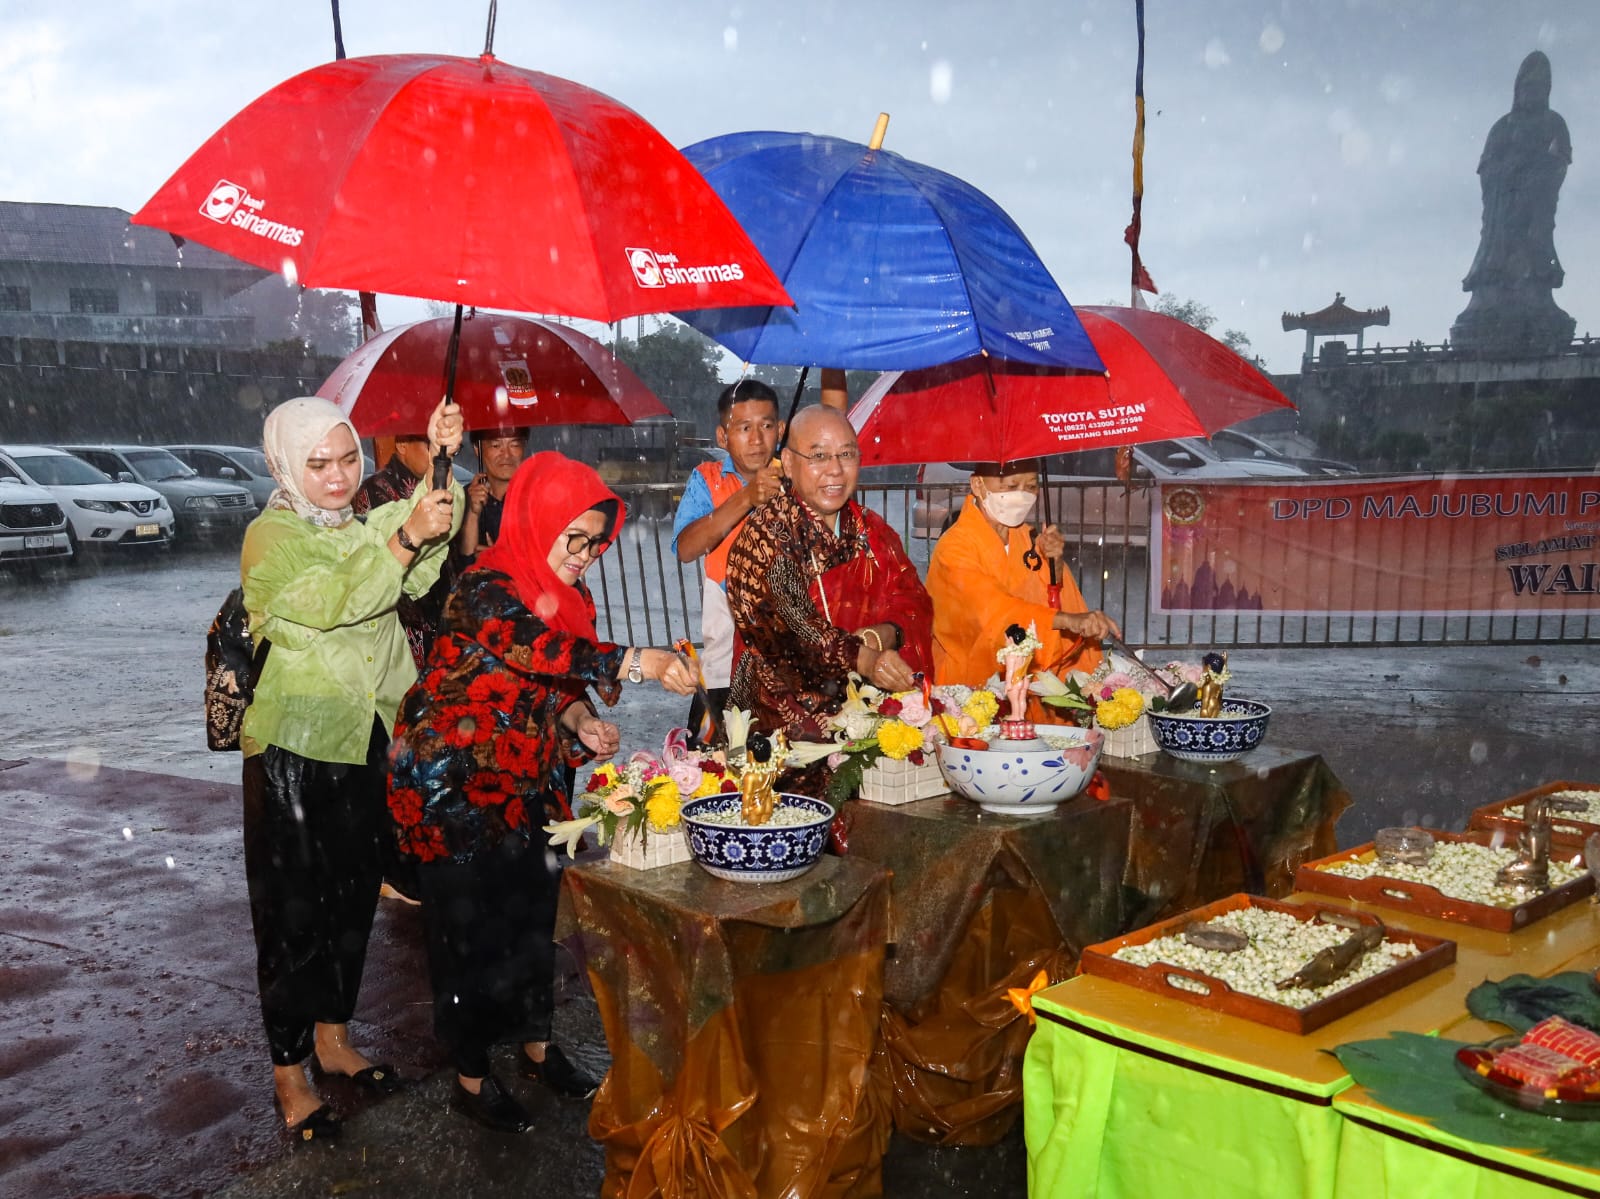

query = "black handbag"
[[204, 587, 270, 752]]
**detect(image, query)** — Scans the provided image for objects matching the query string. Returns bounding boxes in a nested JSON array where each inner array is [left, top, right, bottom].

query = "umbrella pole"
[[775, 366, 810, 455], [433, 303, 465, 489], [1040, 461, 1061, 606]]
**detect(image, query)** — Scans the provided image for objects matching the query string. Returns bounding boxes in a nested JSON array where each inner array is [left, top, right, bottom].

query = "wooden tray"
[[1295, 828, 1597, 933], [1077, 893, 1456, 1035], [1468, 780, 1600, 853]]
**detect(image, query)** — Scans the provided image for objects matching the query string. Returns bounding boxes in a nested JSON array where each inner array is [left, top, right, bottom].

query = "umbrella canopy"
[[318, 313, 670, 437], [132, 54, 791, 321], [673, 130, 1104, 373], [851, 305, 1295, 466]]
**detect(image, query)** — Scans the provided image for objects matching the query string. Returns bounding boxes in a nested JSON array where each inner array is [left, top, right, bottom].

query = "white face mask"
[[978, 489, 1037, 527]]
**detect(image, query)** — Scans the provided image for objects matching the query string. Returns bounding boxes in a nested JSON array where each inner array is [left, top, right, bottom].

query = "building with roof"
[[0, 201, 266, 349]]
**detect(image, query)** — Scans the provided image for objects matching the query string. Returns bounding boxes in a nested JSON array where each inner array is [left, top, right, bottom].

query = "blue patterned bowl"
[[936, 727, 1104, 817], [1146, 698, 1272, 763], [680, 793, 833, 883]]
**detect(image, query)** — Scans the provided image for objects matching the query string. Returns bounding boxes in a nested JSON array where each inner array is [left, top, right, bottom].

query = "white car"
[[58, 444, 255, 543], [0, 445, 174, 551], [0, 472, 73, 567]]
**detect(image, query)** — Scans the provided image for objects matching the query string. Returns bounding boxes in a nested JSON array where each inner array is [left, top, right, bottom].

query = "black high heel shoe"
[[273, 1097, 341, 1145], [310, 1054, 407, 1095]]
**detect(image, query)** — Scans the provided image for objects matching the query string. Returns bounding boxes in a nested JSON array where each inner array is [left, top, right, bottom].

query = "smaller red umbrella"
[[851, 305, 1294, 467], [318, 313, 670, 437]]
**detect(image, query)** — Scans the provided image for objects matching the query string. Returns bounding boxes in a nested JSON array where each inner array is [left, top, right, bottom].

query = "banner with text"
[[1152, 474, 1600, 615]]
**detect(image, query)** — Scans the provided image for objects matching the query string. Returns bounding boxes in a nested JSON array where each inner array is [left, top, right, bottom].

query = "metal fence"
[[594, 480, 1598, 651]]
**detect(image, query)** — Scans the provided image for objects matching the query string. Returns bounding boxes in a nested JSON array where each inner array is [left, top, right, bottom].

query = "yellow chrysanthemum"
[[690, 772, 725, 798], [591, 762, 620, 788], [1095, 689, 1146, 731], [876, 719, 925, 761], [644, 779, 682, 830], [962, 690, 999, 726]]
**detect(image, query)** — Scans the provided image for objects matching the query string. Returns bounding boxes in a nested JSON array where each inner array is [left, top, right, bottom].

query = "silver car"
[[0, 473, 72, 566], [58, 445, 255, 544], [0, 444, 173, 551], [164, 444, 278, 510]]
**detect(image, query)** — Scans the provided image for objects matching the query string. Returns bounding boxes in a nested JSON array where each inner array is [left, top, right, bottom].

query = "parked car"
[[596, 446, 674, 517], [1206, 429, 1358, 476], [57, 445, 255, 543], [164, 444, 277, 509], [0, 444, 173, 551], [0, 472, 73, 567], [912, 438, 1314, 544]]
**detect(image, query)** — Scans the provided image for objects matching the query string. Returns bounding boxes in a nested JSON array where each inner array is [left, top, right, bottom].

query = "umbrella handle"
[[432, 303, 466, 490], [1047, 583, 1061, 608], [775, 365, 810, 455]]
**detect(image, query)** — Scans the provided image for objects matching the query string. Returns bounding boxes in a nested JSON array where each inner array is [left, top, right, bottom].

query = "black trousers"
[[685, 686, 731, 749], [415, 834, 560, 1078], [242, 720, 388, 1066]]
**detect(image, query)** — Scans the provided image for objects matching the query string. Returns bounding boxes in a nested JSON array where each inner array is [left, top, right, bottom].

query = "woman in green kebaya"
[[239, 395, 462, 1143]]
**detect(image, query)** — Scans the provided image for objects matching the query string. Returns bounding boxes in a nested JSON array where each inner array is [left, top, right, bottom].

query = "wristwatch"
[[627, 646, 644, 684], [395, 525, 419, 553]]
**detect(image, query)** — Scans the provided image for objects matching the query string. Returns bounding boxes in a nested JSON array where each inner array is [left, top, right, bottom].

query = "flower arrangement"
[[801, 676, 995, 804], [1033, 657, 1202, 728], [545, 729, 736, 856]]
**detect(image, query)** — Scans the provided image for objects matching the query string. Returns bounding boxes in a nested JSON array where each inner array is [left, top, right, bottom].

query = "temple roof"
[[1281, 293, 1391, 334]]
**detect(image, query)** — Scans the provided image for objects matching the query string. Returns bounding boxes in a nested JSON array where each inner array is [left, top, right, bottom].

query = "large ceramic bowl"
[[680, 793, 832, 883], [936, 727, 1104, 817], [1146, 698, 1272, 763]]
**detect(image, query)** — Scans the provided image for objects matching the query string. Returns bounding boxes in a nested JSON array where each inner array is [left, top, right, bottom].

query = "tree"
[[1152, 294, 1254, 359], [748, 364, 876, 414], [612, 320, 726, 434], [236, 278, 360, 355]]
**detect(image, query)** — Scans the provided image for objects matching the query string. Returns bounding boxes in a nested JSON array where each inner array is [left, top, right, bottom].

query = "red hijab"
[[473, 451, 624, 641]]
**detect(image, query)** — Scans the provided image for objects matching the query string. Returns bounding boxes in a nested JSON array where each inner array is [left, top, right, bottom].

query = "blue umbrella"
[[674, 129, 1105, 374]]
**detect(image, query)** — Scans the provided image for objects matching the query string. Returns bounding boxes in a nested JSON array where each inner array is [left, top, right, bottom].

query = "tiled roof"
[[0, 201, 262, 275]]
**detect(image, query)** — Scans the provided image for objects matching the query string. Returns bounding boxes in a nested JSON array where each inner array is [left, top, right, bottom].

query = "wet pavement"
[[1, 549, 1597, 1197]]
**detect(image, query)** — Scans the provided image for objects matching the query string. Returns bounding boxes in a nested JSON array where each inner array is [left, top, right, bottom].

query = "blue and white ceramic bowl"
[[680, 793, 833, 883], [936, 727, 1104, 817], [1147, 698, 1272, 763]]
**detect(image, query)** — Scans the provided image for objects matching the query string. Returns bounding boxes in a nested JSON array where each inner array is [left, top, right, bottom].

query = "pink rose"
[[896, 693, 931, 728], [827, 751, 848, 770]]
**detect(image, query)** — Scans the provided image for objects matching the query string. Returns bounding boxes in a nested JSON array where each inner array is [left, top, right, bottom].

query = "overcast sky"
[[2, 0, 1595, 373]]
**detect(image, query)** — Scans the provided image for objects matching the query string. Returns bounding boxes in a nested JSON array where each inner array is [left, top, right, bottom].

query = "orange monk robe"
[[927, 495, 1103, 687]]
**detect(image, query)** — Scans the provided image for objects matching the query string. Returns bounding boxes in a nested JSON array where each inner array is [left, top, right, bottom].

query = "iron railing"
[[594, 479, 1598, 651]]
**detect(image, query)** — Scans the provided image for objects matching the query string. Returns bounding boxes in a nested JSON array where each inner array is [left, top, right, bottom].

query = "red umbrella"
[[851, 305, 1294, 466], [318, 312, 670, 437], [130, 52, 791, 322]]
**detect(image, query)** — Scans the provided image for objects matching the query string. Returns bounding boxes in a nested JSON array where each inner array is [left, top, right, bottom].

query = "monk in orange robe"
[[927, 461, 1118, 687]]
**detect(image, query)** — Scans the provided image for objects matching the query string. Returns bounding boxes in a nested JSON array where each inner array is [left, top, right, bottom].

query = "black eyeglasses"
[[789, 447, 862, 469], [564, 531, 611, 558]]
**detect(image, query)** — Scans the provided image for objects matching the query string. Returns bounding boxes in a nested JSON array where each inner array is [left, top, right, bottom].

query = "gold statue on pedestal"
[[1197, 651, 1230, 718], [738, 730, 788, 826]]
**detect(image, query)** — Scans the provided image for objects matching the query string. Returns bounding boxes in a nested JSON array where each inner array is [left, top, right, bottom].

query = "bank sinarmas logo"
[[626, 247, 664, 288], [200, 180, 246, 223], [199, 179, 305, 248], [625, 246, 746, 289]]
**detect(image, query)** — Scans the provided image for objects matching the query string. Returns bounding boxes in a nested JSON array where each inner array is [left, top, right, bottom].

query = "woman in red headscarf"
[[387, 452, 693, 1135]]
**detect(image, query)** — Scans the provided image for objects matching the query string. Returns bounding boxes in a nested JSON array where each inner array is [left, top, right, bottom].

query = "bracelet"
[[395, 525, 419, 553], [861, 628, 884, 652]]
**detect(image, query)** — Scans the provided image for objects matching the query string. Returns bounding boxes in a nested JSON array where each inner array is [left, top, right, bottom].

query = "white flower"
[[544, 815, 600, 857]]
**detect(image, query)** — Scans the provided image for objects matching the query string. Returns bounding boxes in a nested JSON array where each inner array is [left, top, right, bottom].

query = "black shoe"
[[274, 1099, 341, 1146], [518, 1044, 599, 1099], [310, 1055, 407, 1095], [451, 1074, 532, 1134]]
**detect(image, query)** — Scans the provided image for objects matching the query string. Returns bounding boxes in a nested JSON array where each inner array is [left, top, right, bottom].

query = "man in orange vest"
[[672, 380, 786, 741]]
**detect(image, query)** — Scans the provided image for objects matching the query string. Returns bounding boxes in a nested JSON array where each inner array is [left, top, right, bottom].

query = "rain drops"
[[1203, 38, 1230, 69], [929, 60, 953, 105], [723, 26, 738, 53], [122, 827, 134, 841], [279, 258, 298, 286], [1258, 23, 1285, 55], [1469, 740, 1489, 765]]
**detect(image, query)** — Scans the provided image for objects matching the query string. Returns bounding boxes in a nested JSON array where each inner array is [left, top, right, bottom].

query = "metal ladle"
[[1101, 633, 1199, 712]]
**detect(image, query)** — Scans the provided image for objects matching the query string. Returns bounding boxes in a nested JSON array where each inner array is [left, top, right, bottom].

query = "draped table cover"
[[841, 744, 1351, 1145], [557, 855, 893, 1199], [1021, 897, 1600, 1199]]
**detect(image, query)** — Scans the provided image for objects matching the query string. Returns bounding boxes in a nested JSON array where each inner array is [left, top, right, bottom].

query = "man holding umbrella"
[[927, 461, 1118, 687], [671, 380, 785, 740], [455, 425, 529, 560]]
